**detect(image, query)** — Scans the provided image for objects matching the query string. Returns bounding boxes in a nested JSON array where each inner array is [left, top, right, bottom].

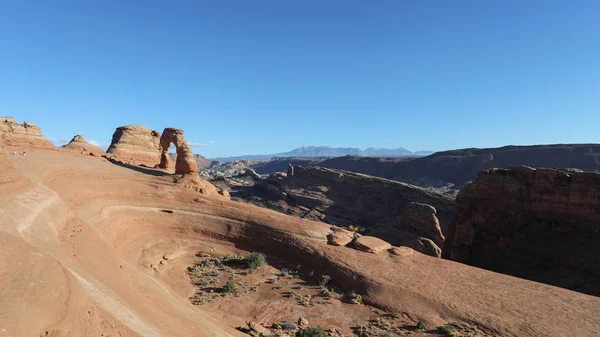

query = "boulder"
[[354, 236, 392, 254], [400, 237, 441, 257], [390, 246, 413, 257], [398, 202, 445, 247], [159, 128, 199, 174], [0, 117, 54, 149], [106, 125, 161, 166], [297, 317, 308, 327], [326, 226, 354, 246], [62, 135, 105, 156], [246, 321, 268, 335]]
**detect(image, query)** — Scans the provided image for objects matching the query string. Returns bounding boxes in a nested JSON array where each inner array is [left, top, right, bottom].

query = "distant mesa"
[[211, 145, 434, 162], [62, 135, 105, 157], [106, 125, 161, 166], [0, 116, 54, 149]]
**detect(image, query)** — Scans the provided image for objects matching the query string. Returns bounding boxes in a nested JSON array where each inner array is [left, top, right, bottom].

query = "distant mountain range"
[[211, 146, 434, 162]]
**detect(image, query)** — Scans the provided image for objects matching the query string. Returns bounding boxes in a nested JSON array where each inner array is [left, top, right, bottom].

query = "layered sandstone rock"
[[159, 128, 198, 174], [106, 125, 161, 166], [354, 236, 392, 254], [62, 135, 105, 156], [326, 226, 355, 246], [0, 117, 54, 149], [445, 166, 600, 296]]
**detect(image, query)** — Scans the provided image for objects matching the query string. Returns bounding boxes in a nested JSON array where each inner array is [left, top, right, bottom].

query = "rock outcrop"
[[445, 166, 600, 296], [326, 226, 355, 246], [159, 128, 198, 174], [62, 135, 105, 156], [224, 165, 454, 256], [0, 117, 54, 149], [354, 236, 392, 254], [106, 125, 161, 166]]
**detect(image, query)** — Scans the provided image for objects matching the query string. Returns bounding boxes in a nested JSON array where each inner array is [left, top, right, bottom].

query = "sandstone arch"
[[159, 128, 198, 174]]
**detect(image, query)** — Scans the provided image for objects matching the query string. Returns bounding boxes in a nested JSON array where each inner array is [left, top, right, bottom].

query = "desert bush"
[[222, 281, 237, 294], [296, 327, 326, 337], [416, 321, 426, 330], [318, 274, 331, 287], [247, 252, 266, 269], [277, 321, 298, 330], [344, 290, 363, 304], [280, 268, 291, 277]]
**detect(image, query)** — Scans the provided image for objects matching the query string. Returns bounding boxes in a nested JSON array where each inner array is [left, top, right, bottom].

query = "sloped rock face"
[[0, 135, 23, 185], [445, 166, 600, 296], [0, 117, 54, 149], [245, 165, 454, 254], [106, 125, 161, 166], [62, 135, 105, 156], [159, 128, 199, 174], [282, 165, 455, 230]]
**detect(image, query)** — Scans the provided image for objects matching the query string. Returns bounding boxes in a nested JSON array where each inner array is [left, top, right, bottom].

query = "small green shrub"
[[319, 274, 331, 287], [416, 321, 426, 330], [436, 324, 457, 335], [247, 252, 266, 269], [278, 321, 298, 330], [296, 326, 326, 337], [344, 290, 362, 304], [222, 281, 237, 294]]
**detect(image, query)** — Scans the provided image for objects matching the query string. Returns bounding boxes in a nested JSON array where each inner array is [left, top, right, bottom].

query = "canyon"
[[2, 116, 600, 337]]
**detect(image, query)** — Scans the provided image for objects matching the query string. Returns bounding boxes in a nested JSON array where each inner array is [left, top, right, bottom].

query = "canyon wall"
[[445, 166, 600, 295]]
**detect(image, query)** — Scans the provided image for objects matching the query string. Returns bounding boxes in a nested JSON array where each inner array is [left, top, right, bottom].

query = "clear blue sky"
[[1, 1, 598, 157]]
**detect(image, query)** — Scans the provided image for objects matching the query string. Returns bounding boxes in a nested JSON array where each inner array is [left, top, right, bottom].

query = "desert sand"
[[1, 146, 600, 337]]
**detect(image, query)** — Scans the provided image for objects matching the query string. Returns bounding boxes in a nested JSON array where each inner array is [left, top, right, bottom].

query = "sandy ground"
[[1, 148, 600, 337]]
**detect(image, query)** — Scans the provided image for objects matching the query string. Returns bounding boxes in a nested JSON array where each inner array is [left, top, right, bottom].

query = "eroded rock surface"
[[445, 166, 600, 295], [62, 135, 105, 156], [106, 125, 161, 166], [0, 117, 54, 149], [159, 128, 198, 174]]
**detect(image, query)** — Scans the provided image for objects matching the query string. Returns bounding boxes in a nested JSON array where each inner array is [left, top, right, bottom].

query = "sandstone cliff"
[[445, 166, 600, 295], [62, 135, 105, 157], [0, 117, 54, 149], [106, 125, 161, 166]]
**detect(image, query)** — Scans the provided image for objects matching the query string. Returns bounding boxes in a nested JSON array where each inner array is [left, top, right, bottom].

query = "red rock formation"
[[445, 166, 600, 296], [159, 128, 198, 174], [0, 135, 23, 185], [106, 125, 161, 166], [0, 117, 54, 149], [62, 135, 105, 157]]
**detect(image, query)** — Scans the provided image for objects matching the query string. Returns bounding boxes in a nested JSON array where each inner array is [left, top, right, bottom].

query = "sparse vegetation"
[[296, 326, 326, 337], [247, 252, 266, 269], [416, 321, 426, 330], [223, 281, 237, 294], [344, 290, 363, 304], [275, 321, 298, 330], [319, 274, 331, 287]]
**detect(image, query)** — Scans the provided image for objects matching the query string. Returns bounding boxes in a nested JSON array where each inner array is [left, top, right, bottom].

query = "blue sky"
[[1, 1, 599, 157]]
